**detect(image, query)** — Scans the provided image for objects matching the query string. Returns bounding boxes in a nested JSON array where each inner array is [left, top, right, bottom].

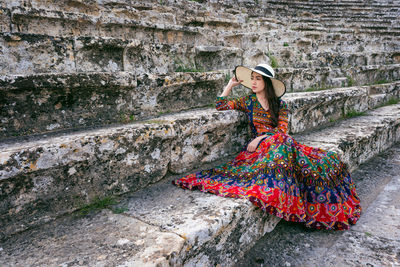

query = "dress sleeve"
[[275, 100, 289, 134], [215, 95, 248, 112]]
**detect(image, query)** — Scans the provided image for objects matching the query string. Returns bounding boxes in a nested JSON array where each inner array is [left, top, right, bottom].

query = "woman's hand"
[[247, 137, 262, 152], [220, 77, 243, 97], [227, 77, 242, 88]]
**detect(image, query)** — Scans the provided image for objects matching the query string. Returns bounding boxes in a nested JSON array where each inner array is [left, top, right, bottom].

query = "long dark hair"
[[262, 76, 280, 127]]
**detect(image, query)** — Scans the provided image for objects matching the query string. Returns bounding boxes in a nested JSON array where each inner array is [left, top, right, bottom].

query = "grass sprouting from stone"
[[225, 73, 231, 83], [175, 59, 205, 72], [112, 206, 129, 214], [346, 75, 355, 87], [376, 97, 399, 108], [374, 79, 389, 85], [175, 65, 205, 72], [207, 102, 216, 108], [344, 109, 366, 118], [158, 109, 171, 116], [267, 52, 279, 68], [305, 85, 332, 92], [386, 98, 399, 105], [79, 196, 118, 216], [120, 113, 135, 123]]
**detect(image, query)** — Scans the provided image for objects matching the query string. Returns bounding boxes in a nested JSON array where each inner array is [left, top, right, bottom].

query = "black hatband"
[[254, 66, 273, 77]]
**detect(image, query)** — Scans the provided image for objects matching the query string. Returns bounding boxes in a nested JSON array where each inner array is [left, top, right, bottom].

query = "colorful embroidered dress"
[[173, 94, 361, 230]]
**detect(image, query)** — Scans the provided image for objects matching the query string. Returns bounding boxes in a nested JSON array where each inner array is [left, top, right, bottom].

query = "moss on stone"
[[374, 79, 389, 85], [267, 52, 279, 68], [346, 75, 355, 87], [78, 196, 118, 216], [376, 97, 399, 108], [344, 109, 366, 118]]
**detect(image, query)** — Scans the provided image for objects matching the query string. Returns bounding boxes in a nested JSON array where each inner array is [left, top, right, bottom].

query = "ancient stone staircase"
[[1, 83, 399, 266], [0, 0, 399, 266]]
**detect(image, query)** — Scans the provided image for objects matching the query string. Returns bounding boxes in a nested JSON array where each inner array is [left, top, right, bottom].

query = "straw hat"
[[234, 64, 286, 97]]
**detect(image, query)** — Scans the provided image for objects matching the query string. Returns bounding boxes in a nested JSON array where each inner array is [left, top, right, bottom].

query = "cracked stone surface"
[[0, 108, 248, 240], [0, 209, 186, 267], [0, 159, 281, 267]]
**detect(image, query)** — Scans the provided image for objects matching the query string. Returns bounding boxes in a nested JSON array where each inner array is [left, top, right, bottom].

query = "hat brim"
[[234, 66, 286, 97]]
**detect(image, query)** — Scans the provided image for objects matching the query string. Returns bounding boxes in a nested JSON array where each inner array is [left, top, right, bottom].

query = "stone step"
[[0, 70, 234, 138], [1, 102, 399, 266], [292, 23, 400, 36], [288, 82, 400, 133], [7, 5, 207, 41], [318, 15, 397, 24], [1, 82, 399, 239], [5, 3, 253, 40], [0, 107, 249, 240], [294, 16, 397, 27], [272, 49, 398, 69], [218, 29, 397, 66], [5, 2, 398, 52], [272, 30, 398, 51], [1, 64, 398, 138], [277, 65, 400, 92], [0, 58, 399, 138], [4, 19, 397, 77], [0, 32, 240, 76], [268, 1, 400, 11]]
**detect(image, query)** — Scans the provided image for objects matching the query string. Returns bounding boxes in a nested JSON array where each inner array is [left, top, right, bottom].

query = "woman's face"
[[250, 72, 265, 94]]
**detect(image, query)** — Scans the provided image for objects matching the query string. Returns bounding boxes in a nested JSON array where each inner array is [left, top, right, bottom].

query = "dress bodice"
[[215, 94, 289, 137]]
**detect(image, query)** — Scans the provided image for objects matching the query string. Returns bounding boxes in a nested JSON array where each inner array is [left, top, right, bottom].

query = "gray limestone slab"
[[0, 209, 186, 267], [295, 104, 400, 169], [0, 108, 248, 240], [352, 174, 400, 241], [316, 231, 400, 267], [0, 70, 227, 138], [119, 174, 281, 266]]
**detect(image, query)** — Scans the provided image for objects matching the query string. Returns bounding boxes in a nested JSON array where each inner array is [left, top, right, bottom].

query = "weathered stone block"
[[0, 209, 187, 266], [194, 45, 243, 72], [0, 108, 249, 238], [0, 8, 10, 32], [285, 87, 369, 134], [169, 109, 248, 174], [121, 177, 281, 266], [0, 32, 75, 75], [295, 104, 400, 170], [356, 64, 400, 85], [0, 122, 175, 238], [74, 37, 126, 72], [8, 4, 202, 44], [368, 80, 400, 95], [0, 71, 226, 138]]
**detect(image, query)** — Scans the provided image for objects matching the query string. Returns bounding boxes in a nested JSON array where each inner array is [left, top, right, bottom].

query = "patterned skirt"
[[172, 132, 361, 230]]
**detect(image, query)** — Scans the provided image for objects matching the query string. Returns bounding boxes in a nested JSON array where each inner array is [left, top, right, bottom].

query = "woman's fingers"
[[247, 143, 256, 152], [231, 77, 243, 85]]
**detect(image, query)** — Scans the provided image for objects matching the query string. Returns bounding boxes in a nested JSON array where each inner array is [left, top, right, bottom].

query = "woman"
[[173, 64, 361, 230]]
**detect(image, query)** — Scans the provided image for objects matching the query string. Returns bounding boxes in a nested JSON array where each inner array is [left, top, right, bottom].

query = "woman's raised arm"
[[275, 100, 289, 134], [220, 77, 242, 97], [215, 77, 248, 112]]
